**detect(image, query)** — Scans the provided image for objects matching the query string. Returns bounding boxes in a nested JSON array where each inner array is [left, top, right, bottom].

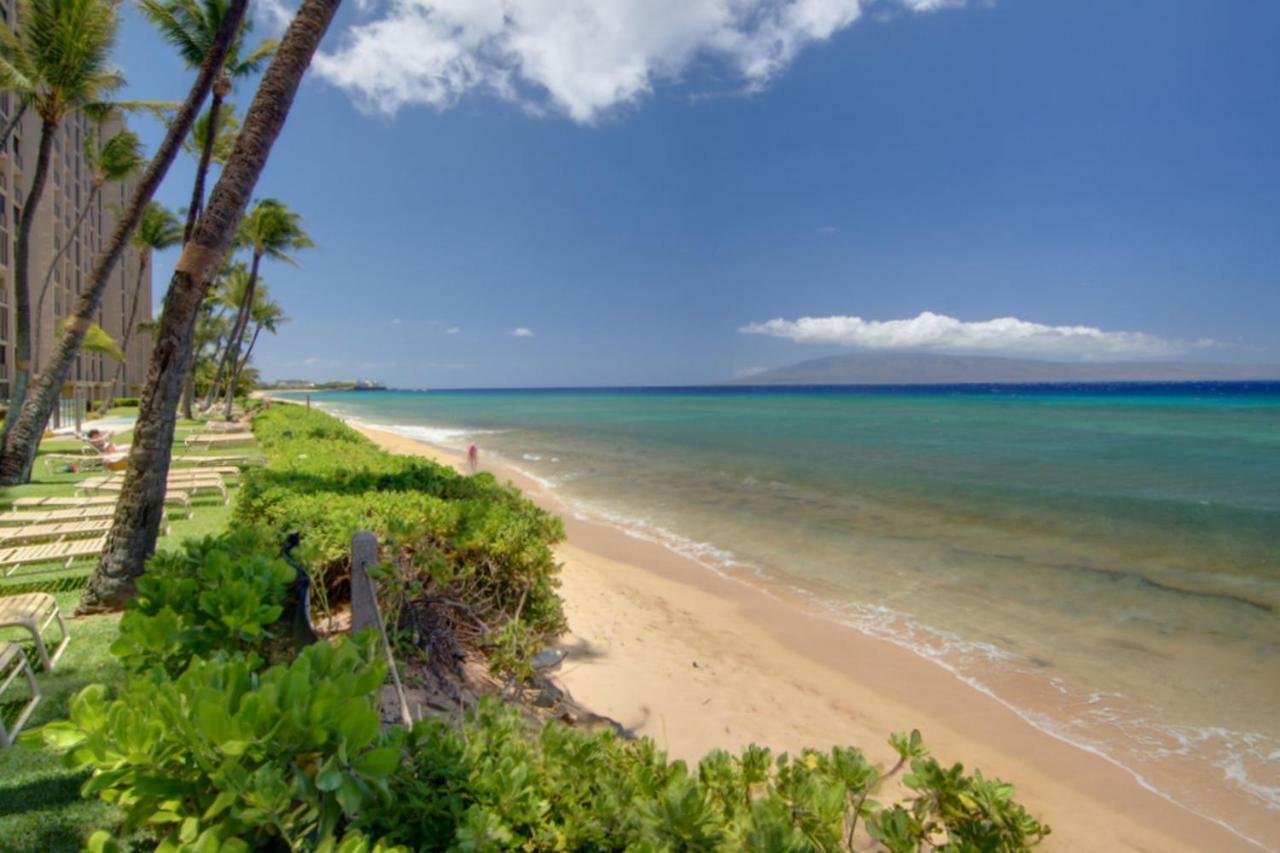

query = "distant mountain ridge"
[[733, 352, 1280, 385]]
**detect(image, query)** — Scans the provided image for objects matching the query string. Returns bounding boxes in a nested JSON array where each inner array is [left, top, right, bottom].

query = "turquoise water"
[[292, 384, 1280, 844]]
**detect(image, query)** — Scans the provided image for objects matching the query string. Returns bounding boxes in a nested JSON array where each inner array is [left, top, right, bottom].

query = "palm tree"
[[234, 283, 285, 377], [139, 0, 274, 241], [0, 0, 252, 485], [207, 198, 310, 418], [33, 128, 145, 368], [79, 0, 343, 612], [0, 0, 124, 433], [98, 202, 181, 412], [184, 99, 238, 165]]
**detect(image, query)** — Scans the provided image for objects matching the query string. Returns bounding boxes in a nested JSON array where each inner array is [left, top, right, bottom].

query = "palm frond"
[[82, 321, 125, 362]]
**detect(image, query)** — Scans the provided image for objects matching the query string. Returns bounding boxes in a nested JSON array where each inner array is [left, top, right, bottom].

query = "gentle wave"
[[329, 406, 1277, 848]]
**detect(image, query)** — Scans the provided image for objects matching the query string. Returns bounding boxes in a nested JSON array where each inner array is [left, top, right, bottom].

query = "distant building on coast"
[[0, 66, 150, 404]]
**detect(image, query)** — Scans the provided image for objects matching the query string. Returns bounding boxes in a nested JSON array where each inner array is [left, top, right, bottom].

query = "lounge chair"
[[78, 475, 227, 504], [171, 453, 266, 469], [184, 432, 256, 449], [11, 496, 118, 509], [0, 593, 70, 670], [0, 641, 41, 747], [204, 420, 251, 433], [0, 536, 107, 577], [0, 519, 115, 547], [40, 453, 106, 475], [7, 495, 191, 520]]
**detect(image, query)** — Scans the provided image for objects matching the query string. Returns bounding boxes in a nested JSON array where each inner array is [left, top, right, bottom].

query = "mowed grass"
[[0, 409, 253, 851]]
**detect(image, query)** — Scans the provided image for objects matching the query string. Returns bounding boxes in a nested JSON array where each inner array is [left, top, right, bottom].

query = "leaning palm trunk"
[[1, 118, 57, 439], [201, 252, 257, 410], [0, 101, 28, 153], [0, 0, 250, 486], [99, 256, 149, 413], [33, 183, 101, 370], [220, 256, 259, 418], [236, 322, 261, 375], [78, 0, 343, 613], [183, 88, 223, 243]]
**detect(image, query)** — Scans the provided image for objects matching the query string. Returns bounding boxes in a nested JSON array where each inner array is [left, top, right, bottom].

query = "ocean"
[[285, 383, 1280, 846]]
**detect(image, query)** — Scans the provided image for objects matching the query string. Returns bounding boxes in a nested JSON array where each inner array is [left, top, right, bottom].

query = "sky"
[[118, 0, 1279, 387]]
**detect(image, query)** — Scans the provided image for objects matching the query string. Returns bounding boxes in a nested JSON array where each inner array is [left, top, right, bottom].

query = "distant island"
[[260, 379, 387, 391], [733, 352, 1280, 385]]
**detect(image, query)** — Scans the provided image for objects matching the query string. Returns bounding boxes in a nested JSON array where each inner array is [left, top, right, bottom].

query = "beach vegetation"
[[238, 405, 566, 670]]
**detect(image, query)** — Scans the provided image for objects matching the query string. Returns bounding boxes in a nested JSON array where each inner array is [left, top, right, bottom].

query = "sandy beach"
[[350, 420, 1263, 852]]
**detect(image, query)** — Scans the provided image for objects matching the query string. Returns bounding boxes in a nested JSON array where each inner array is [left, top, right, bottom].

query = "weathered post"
[[350, 530, 379, 633], [350, 531, 413, 725]]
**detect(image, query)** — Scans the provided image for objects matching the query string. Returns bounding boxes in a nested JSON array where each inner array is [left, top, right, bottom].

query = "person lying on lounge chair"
[[80, 430, 129, 470]]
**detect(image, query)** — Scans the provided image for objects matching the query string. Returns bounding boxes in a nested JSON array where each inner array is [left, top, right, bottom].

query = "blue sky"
[[120, 0, 1279, 387]]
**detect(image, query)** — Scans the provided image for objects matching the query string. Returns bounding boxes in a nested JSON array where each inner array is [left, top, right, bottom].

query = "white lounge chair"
[[0, 593, 70, 670], [11, 496, 118, 509], [0, 519, 114, 546], [184, 432, 256, 449], [171, 453, 266, 469], [0, 536, 107, 577], [78, 475, 227, 504], [0, 641, 41, 747]]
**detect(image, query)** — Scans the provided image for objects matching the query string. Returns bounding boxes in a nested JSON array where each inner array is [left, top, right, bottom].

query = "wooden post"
[[350, 531, 413, 726], [305, 393, 311, 410], [350, 531, 379, 634]]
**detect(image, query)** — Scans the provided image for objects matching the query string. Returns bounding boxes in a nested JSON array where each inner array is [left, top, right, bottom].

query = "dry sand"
[[352, 421, 1261, 852]]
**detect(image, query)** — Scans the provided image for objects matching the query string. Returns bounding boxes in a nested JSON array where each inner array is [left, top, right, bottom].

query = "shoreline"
[[343, 414, 1261, 851]]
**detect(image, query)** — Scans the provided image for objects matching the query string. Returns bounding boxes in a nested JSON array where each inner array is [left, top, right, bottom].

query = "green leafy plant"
[[237, 406, 566, 676], [357, 698, 1049, 851], [111, 528, 297, 676], [29, 639, 402, 851]]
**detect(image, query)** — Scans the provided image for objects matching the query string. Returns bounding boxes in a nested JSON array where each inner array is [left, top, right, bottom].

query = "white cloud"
[[445, 326, 462, 334], [391, 318, 402, 325], [512, 327, 535, 337], [313, 0, 971, 123], [734, 366, 770, 378], [740, 311, 1214, 360], [817, 225, 837, 234]]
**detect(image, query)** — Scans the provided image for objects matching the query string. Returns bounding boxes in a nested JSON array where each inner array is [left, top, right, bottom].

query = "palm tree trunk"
[[1, 116, 57, 440], [236, 322, 261, 375], [202, 251, 258, 410], [180, 361, 196, 419], [0, 0, 250, 487], [0, 101, 27, 153], [220, 256, 259, 418], [34, 184, 100, 372], [99, 254, 149, 413], [78, 0, 343, 613], [183, 91, 222, 244], [223, 320, 261, 416]]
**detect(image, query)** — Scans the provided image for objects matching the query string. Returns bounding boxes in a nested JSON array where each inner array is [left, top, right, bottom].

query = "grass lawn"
[[0, 410, 253, 851]]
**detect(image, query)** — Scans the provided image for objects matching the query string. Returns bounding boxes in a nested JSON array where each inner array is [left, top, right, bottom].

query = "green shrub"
[[30, 639, 403, 851], [238, 406, 566, 668], [111, 529, 297, 677], [113, 396, 141, 407], [357, 698, 1049, 851]]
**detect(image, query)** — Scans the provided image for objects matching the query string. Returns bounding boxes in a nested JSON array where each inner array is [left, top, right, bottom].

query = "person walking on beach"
[[467, 444, 479, 475]]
